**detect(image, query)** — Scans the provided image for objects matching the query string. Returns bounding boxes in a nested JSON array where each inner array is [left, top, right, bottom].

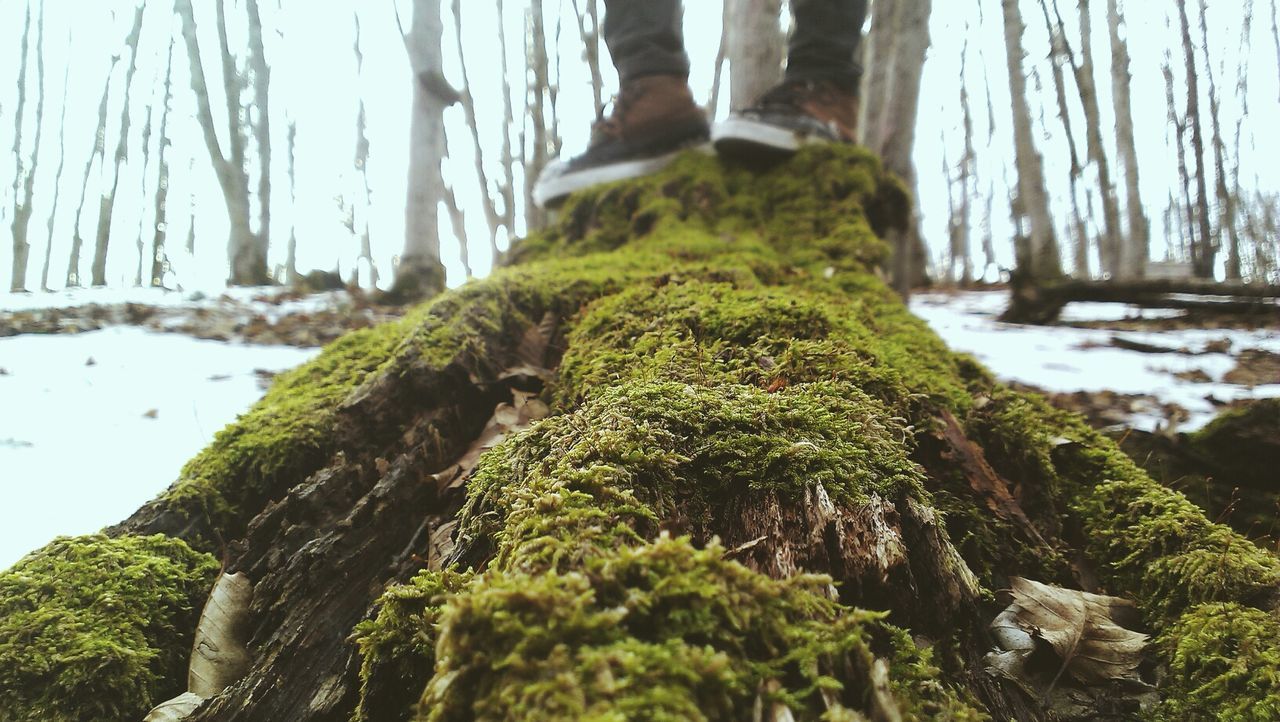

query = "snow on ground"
[[910, 290, 1280, 433], [0, 286, 346, 324], [0, 327, 317, 570]]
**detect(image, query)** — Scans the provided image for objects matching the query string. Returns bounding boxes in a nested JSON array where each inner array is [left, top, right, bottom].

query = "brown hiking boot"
[[712, 79, 859, 159], [533, 75, 710, 207]]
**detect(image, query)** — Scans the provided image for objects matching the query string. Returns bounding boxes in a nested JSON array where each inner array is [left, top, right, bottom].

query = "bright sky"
[[0, 0, 1277, 293]]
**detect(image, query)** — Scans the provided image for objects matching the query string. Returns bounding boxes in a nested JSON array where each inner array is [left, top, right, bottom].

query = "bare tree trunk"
[[727, 0, 784, 108], [1197, 0, 1241, 280], [708, 0, 730, 119], [1070, 0, 1123, 278], [451, 0, 508, 254], [1271, 0, 1280, 103], [1108, 0, 1149, 278], [150, 36, 176, 287], [91, 1, 145, 287], [952, 39, 977, 285], [524, 1, 552, 233], [571, 0, 604, 119], [393, 0, 449, 300], [67, 49, 118, 287], [1002, 0, 1060, 279], [177, 0, 265, 286], [284, 121, 298, 285], [352, 13, 378, 289], [40, 32, 71, 292], [1177, 0, 1217, 278], [246, 0, 272, 258], [1036, 0, 1089, 278], [1164, 55, 1198, 267], [9, 0, 44, 292]]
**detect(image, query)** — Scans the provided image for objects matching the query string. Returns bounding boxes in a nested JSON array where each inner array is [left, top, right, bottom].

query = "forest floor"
[[1, 285, 1276, 569]]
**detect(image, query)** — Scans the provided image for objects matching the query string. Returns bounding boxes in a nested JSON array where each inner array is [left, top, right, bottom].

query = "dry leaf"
[[189, 572, 254, 697], [142, 692, 204, 722], [431, 389, 553, 490], [1004, 577, 1147, 687]]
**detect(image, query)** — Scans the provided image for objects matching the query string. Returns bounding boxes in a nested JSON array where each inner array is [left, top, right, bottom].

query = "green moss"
[[162, 319, 412, 543], [353, 569, 476, 722], [457, 380, 926, 571], [0, 534, 218, 722], [1188, 398, 1280, 490], [412, 536, 980, 721], [1154, 603, 1280, 722]]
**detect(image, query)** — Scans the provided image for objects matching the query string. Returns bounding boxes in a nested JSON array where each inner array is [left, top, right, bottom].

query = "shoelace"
[[753, 80, 830, 112]]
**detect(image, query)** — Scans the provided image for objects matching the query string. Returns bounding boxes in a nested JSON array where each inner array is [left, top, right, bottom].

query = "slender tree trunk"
[[1002, 0, 1061, 279], [91, 1, 145, 287], [953, 39, 977, 285], [176, 0, 264, 286], [1271, 0, 1280, 103], [727, 0, 784, 108], [67, 52, 119, 287], [708, 0, 730, 119], [246, 0, 272, 259], [1197, 0, 1241, 280], [524, 1, 552, 232], [1036, 0, 1089, 278], [41, 32, 71, 292], [451, 0, 506, 253], [9, 0, 44, 292], [1177, 0, 1217, 278], [394, 0, 448, 300], [150, 36, 176, 287], [1107, 0, 1149, 278], [571, 0, 604, 119], [1164, 56, 1198, 267], [284, 121, 298, 284], [352, 13, 378, 289]]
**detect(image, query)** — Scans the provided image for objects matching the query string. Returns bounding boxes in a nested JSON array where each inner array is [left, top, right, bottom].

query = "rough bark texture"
[[1001, 0, 1061, 280], [727, 0, 784, 109], [6, 149, 1280, 722]]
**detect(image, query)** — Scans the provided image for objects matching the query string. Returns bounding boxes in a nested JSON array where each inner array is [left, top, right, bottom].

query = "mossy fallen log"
[[2, 147, 1277, 721]]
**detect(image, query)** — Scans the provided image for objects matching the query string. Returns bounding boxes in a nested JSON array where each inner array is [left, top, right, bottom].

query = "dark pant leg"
[[786, 0, 868, 91], [602, 0, 690, 82]]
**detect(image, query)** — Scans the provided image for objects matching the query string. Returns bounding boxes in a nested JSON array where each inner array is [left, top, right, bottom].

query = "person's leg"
[[711, 0, 866, 157], [532, 0, 708, 207], [785, 0, 868, 92], [602, 0, 690, 82]]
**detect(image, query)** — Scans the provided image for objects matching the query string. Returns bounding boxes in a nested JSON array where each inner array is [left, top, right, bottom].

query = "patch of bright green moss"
[[401, 536, 980, 721], [1153, 603, 1280, 722], [0, 534, 218, 722], [457, 380, 926, 571]]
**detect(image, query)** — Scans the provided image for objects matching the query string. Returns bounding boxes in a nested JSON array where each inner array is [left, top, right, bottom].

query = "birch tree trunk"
[[571, 0, 605, 119], [284, 121, 298, 284], [393, 0, 449, 301], [66, 51, 119, 287], [9, 0, 43, 292], [524, 1, 552, 233], [726, 0, 784, 108], [150, 37, 176, 287], [1069, 0, 1124, 279], [1001, 0, 1061, 280], [91, 1, 146, 287], [40, 35, 71, 292], [1108, 0, 1149, 278], [1177, 0, 1216, 278], [246, 0, 272, 258]]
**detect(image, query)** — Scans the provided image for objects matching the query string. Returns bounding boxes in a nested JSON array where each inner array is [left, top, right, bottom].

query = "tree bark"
[[9, 0, 44, 293], [726, 0, 784, 108], [245, 0, 272, 259], [1197, 0, 1241, 281], [91, 1, 146, 287], [66, 50, 119, 288], [40, 30, 71, 292], [393, 0, 449, 301], [176, 0, 267, 286], [150, 36, 176, 288], [352, 13, 378, 289], [284, 121, 298, 285], [1036, 0, 1089, 278], [1107, 0, 1149, 278], [571, 0, 605, 119], [1177, 0, 1217, 278], [1001, 0, 1061, 280]]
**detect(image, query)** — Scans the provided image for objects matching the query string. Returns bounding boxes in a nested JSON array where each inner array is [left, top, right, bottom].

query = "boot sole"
[[711, 117, 839, 160], [533, 134, 712, 208]]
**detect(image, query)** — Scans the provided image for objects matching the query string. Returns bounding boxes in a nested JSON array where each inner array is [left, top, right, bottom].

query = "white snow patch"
[[909, 290, 1280, 433], [0, 327, 317, 570]]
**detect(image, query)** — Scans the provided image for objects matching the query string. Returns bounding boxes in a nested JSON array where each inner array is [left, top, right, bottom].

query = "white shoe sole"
[[711, 117, 804, 153], [534, 151, 684, 208]]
